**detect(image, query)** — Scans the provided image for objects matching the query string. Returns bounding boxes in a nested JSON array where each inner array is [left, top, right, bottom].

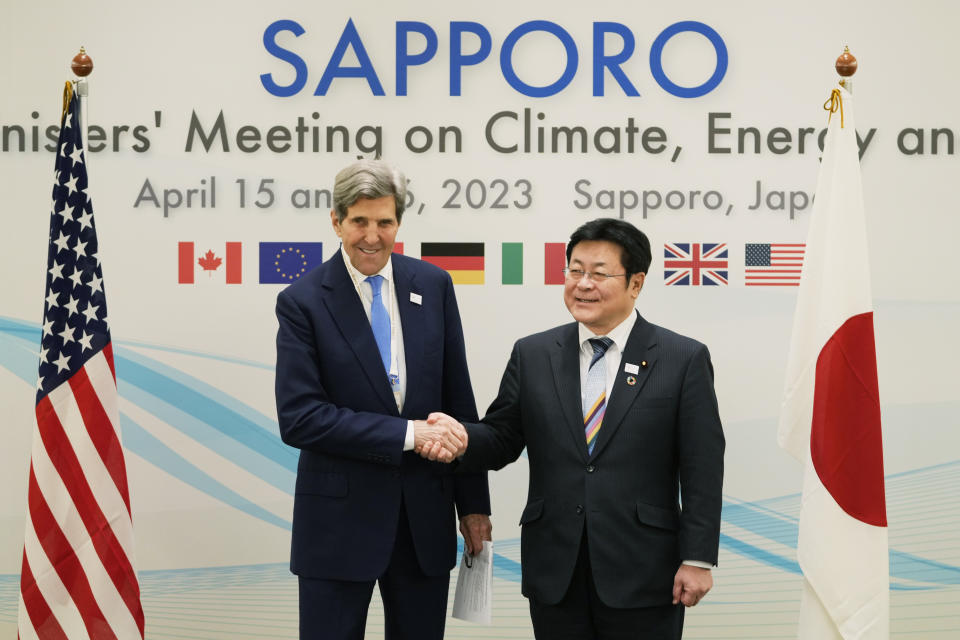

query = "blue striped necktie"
[[583, 337, 613, 454]]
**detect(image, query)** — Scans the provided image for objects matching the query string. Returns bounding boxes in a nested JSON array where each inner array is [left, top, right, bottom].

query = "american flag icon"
[[745, 243, 805, 286]]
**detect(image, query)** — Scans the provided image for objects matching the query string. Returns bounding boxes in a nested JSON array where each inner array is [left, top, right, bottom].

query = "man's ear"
[[631, 272, 646, 297], [330, 209, 341, 237]]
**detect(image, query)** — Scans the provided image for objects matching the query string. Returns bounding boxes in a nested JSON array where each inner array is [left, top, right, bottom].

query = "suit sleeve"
[[436, 274, 491, 517], [676, 343, 725, 565], [459, 341, 528, 473], [274, 289, 407, 465]]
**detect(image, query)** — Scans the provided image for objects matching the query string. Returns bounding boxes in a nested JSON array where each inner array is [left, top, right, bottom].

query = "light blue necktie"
[[366, 275, 391, 373]]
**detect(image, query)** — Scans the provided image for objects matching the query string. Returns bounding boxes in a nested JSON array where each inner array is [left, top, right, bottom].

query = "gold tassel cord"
[[824, 88, 844, 128], [61, 81, 74, 124]]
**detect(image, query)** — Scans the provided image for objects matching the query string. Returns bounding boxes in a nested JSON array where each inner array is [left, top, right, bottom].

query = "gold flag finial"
[[825, 46, 856, 126], [836, 46, 858, 91], [836, 46, 858, 78], [71, 47, 93, 77]]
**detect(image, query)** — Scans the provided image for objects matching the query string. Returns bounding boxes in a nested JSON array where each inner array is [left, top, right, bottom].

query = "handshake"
[[413, 412, 468, 463]]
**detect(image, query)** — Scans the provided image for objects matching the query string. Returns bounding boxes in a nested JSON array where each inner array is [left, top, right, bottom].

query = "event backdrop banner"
[[2, 1, 958, 638]]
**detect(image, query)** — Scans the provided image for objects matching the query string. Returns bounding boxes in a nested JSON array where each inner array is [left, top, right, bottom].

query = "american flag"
[[745, 243, 805, 286], [663, 243, 728, 286], [18, 85, 145, 639]]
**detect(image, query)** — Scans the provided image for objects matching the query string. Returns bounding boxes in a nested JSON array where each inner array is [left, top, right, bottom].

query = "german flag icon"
[[421, 242, 484, 285]]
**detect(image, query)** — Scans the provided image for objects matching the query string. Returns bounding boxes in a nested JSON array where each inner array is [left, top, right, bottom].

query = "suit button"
[[575, 505, 584, 515], [586, 465, 595, 473]]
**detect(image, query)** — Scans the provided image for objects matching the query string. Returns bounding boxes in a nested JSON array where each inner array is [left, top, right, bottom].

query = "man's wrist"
[[682, 560, 713, 569]]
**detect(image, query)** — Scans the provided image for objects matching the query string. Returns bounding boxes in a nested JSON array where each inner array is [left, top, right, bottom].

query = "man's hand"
[[672, 564, 712, 607], [459, 514, 492, 556], [413, 412, 467, 463]]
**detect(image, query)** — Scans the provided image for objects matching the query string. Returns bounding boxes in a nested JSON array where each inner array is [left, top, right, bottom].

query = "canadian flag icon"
[[178, 242, 242, 284]]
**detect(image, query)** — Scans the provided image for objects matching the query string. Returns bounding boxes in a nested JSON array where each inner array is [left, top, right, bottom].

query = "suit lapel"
[[393, 256, 423, 415], [549, 323, 590, 464], [320, 254, 398, 415], [589, 313, 658, 460]]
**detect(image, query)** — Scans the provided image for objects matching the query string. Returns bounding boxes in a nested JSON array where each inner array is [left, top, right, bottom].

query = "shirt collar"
[[340, 245, 394, 285], [577, 309, 638, 354]]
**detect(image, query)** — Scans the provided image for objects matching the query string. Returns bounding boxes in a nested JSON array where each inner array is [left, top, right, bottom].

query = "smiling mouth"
[[357, 247, 380, 255], [575, 297, 598, 303]]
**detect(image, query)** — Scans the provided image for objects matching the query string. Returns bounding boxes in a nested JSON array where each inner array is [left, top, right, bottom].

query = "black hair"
[[566, 218, 652, 282]]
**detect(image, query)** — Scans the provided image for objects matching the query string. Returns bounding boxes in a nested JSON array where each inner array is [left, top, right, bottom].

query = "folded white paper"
[[452, 541, 493, 624]]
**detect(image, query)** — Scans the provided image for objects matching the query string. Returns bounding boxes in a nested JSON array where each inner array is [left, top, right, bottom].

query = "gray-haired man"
[[275, 160, 492, 639]]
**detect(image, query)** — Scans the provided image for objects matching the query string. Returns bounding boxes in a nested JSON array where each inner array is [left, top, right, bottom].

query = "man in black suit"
[[420, 218, 724, 639], [275, 159, 491, 640]]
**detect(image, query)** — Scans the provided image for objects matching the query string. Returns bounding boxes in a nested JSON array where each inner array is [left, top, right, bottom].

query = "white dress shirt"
[[577, 310, 637, 409], [340, 248, 415, 450]]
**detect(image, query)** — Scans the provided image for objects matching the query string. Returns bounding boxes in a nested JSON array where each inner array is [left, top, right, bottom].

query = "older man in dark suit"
[[421, 218, 724, 639], [275, 160, 491, 640]]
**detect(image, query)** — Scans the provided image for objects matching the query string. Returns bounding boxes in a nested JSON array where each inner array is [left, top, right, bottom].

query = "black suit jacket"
[[275, 252, 489, 581], [460, 313, 724, 607]]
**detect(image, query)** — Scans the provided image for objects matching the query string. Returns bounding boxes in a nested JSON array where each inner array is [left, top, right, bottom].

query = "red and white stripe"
[[19, 345, 145, 639], [779, 86, 888, 639], [745, 244, 805, 286]]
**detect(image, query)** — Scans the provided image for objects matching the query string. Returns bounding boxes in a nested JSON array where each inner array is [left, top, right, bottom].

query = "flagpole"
[[836, 46, 857, 93], [19, 56, 147, 639], [70, 47, 93, 147]]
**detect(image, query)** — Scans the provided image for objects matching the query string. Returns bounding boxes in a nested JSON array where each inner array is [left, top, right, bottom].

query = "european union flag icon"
[[259, 242, 323, 283]]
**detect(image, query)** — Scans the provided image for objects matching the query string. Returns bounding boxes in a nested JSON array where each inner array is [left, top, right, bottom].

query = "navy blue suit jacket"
[[275, 252, 490, 581]]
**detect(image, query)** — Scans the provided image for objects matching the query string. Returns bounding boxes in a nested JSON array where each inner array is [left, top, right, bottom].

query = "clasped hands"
[[413, 412, 466, 463]]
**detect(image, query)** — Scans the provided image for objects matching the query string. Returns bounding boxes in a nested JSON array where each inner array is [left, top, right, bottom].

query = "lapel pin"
[[624, 362, 639, 374], [626, 375, 637, 386], [410, 292, 422, 305], [641, 360, 648, 368]]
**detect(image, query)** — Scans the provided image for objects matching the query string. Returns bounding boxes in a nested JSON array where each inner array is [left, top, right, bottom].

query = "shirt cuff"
[[682, 560, 713, 569], [403, 420, 415, 451]]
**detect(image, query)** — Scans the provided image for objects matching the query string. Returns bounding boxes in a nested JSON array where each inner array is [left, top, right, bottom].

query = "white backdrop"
[[2, 1, 959, 637]]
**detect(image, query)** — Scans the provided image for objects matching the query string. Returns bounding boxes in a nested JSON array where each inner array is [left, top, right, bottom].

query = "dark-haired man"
[[421, 218, 724, 639]]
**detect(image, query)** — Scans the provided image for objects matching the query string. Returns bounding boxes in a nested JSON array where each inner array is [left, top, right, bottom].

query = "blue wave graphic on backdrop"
[[1, 316, 295, 530], [2, 315, 959, 589]]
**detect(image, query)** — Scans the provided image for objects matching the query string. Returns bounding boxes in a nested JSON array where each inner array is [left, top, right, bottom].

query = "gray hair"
[[332, 159, 407, 222]]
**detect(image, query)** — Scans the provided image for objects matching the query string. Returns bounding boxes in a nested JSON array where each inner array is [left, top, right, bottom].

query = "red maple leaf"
[[198, 249, 222, 273]]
